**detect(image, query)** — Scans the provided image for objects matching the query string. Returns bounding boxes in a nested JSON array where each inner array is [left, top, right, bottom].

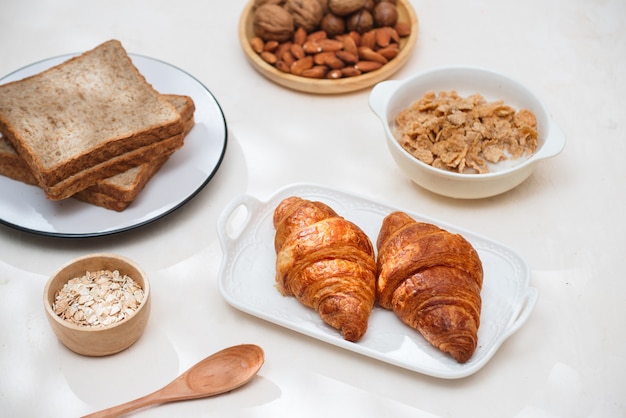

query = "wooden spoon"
[[82, 344, 264, 418]]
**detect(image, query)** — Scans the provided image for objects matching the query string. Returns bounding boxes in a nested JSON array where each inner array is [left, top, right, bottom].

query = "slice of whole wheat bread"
[[73, 157, 170, 211], [42, 129, 185, 200], [74, 95, 195, 209], [0, 94, 195, 210], [83, 94, 195, 201], [73, 190, 147, 212], [0, 39, 183, 199], [0, 137, 37, 184]]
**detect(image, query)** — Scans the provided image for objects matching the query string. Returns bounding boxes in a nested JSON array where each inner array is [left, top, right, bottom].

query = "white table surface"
[[1, 1, 624, 417]]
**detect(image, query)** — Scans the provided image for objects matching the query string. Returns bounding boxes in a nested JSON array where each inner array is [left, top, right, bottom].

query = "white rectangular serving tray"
[[217, 183, 537, 379]]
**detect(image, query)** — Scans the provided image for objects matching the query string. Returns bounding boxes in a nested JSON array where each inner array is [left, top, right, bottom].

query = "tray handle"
[[217, 194, 262, 248], [502, 287, 538, 339]]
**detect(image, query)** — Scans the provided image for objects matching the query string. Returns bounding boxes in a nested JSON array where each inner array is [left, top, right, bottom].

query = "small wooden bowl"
[[43, 253, 151, 356], [239, 0, 419, 94]]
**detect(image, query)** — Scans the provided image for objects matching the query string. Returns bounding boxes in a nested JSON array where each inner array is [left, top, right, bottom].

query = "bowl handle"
[[368, 80, 401, 119], [217, 194, 261, 249], [535, 120, 566, 160]]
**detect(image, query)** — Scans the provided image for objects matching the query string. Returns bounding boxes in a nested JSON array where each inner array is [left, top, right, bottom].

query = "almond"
[[326, 56, 346, 69], [347, 30, 361, 46], [290, 43, 305, 60], [326, 69, 343, 79], [303, 40, 323, 54], [307, 30, 327, 42], [294, 27, 307, 45], [360, 30, 377, 50], [250, 37, 264, 54], [336, 50, 358, 64], [375, 28, 391, 48], [387, 27, 400, 43], [341, 66, 362, 77], [342, 35, 358, 56], [377, 44, 399, 60], [275, 60, 291, 73], [395, 21, 411, 37], [301, 65, 328, 78], [263, 40, 279, 52], [313, 51, 335, 65], [358, 46, 388, 64], [319, 39, 344, 52], [315, 51, 346, 69], [354, 60, 383, 72], [260, 51, 277, 65], [282, 50, 296, 67], [275, 41, 292, 60], [290, 56, 314, 75]]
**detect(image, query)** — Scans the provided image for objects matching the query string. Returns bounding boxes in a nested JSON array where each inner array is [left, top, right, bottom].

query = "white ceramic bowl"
[[369, 66, 566, 199]]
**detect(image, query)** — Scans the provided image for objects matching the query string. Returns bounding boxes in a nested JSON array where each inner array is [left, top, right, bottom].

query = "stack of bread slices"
[[0, 40, 195, 211]]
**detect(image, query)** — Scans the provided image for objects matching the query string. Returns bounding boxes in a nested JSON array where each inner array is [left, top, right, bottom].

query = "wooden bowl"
[[43, 253, 151, 356], [239, 0, 419, 94]]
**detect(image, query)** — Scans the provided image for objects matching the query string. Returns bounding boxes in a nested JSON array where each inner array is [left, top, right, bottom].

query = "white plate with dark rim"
[[217, 183, 537, 379], [0, 52, 227, 238]]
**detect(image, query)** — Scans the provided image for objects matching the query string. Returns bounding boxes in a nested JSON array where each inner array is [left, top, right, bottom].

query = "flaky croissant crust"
[[273, 196, 377, 342], [376, 211, 483, 363]]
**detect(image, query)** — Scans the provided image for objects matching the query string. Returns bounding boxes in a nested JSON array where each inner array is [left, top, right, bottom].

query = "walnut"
[[316, 0, 329, 14], [253, 0, 285, 10], [284, 0, 324, 32], [253, 4, 295, 42], [328, 0, 366, 16]]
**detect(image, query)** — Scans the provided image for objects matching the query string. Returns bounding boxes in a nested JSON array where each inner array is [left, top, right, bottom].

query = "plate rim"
[[0, 52, 228, 238], [216, 182, 537, 379]]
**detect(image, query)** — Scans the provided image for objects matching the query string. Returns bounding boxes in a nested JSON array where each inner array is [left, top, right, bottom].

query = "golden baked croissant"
[[273, 196, 377, 342], [376, 211, 483, 363]]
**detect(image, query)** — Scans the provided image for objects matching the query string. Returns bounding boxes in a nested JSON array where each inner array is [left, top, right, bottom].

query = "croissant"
[[376, 211, 483, 363], [273, 196, 377, 342]]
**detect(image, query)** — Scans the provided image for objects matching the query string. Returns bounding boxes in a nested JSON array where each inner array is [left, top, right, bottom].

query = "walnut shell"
[[284, 0, 324, 32], [328, 0, 366, 16], [253, 4, 295, 42], [317, 0, 329, 13], [253, 0, 285, 10]]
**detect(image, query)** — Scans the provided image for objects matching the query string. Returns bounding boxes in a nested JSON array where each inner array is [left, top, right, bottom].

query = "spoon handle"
[[81, 344, 264, 417], [81, 390, 163, 418]]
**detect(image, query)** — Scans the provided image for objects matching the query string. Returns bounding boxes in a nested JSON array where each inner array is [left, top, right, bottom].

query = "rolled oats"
[[53, 269, 144, 327]]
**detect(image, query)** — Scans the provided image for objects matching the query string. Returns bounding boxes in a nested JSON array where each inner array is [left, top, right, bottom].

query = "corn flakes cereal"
[[395, 91, 539, 174]]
